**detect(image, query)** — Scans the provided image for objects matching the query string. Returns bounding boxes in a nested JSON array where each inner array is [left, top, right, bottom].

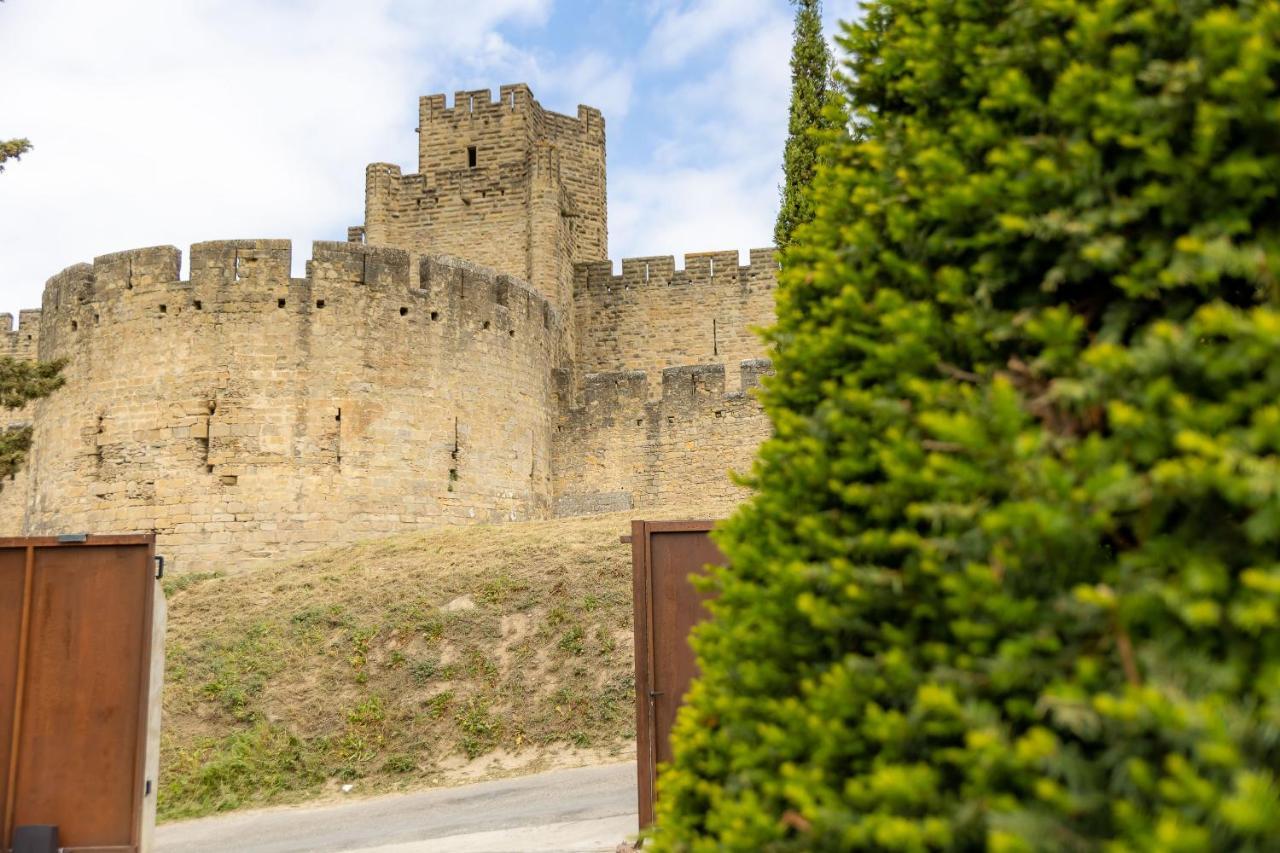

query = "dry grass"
[[157, 506, 727, 821]]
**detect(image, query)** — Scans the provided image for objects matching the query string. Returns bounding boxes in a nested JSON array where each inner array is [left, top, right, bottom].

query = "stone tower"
[[360, 84, 606, 338], [0, 83, 777, 569]]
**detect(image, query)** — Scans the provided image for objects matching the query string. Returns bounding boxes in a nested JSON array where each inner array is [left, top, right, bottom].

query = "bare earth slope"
[[159, 510, 690, 821]]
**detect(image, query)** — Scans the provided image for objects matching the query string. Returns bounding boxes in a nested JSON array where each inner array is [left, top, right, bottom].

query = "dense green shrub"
[[654, 0, 1280, 849]]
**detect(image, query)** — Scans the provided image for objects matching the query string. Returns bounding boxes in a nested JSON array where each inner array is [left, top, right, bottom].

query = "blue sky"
[[0, 0, 859, 319]]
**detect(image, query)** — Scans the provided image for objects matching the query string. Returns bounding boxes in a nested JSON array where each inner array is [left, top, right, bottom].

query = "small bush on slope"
[[654, 0, 1280, 849]]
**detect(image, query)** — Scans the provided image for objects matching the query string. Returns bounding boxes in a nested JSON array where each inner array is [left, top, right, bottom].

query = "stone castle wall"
[[552, 361, 773, 516], [0, 240, 562, 567], [0, 83, 777, 569], [572, 250, 777, 397]]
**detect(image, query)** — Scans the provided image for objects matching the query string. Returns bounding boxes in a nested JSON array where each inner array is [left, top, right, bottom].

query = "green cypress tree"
[[655, 0, 1280, 849], [774, 0, 832, 249]]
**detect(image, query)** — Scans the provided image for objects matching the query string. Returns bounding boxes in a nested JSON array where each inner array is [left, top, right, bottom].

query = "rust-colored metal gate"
[[1, 535, 163, 853], [629, 520, 723, 828]]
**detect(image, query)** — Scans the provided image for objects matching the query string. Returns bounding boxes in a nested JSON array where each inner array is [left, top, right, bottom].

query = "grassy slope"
[[159, 511, 678, 821]]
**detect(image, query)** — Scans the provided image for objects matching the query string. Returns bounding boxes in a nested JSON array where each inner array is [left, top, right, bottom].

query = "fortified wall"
[[0, 84, 776, 568]]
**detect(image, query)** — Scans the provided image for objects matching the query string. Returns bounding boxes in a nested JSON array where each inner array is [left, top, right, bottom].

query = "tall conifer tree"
[[774, 0, 831, 249]]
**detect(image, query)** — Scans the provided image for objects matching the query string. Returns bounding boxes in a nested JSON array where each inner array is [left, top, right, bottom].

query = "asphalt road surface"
[[156, 762, 639, 853]]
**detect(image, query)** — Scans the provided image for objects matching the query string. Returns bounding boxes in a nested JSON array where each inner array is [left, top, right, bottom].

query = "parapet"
[[0, 309, 42, 361], [563, 359, 774, 427], [420, 84, 531, 120], [30, 239, 562, 352], [418, 83, 603, 137], [574, 248, 778, 295]]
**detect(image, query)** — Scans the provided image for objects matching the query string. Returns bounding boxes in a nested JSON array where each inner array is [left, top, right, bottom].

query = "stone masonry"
[[0, 85, 776, 568]]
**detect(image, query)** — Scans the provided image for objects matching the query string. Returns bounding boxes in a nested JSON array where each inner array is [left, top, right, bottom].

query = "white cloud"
[[610, 1, 791, 262], [0, 0, 853, 318], [643, 0, 778, 69], [0, 0, 548, 319]]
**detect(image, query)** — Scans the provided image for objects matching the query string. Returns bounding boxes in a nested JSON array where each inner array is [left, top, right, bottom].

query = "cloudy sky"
[[0, 0, 858, 320]]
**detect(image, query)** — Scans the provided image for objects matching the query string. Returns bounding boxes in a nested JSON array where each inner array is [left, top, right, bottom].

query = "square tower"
[[361, 84, 606, 325]]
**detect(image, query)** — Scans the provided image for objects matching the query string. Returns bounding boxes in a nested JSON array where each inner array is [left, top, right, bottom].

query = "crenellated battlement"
[[418, 84, 603, 136], [551, 360, 774, 517], [28, 240, 564, 371], [564, 360, 773, 426], [0, 81, 773, 565], [574, 248, 777, 294], [419, 84, 533, 124], [362, 82, 606, 320], [0, 309, 42, 361]]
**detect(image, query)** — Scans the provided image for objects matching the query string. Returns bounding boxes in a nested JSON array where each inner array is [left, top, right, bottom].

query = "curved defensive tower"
[[0, 241, 563, 564]]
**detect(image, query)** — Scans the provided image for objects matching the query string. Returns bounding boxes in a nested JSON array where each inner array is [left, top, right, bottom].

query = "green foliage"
[[0, 138, 30, 174], [162, 570, 223, 598], [774, 0, 834, 249], [656, 0, 1280, 849], [0, 357, 65, 485], [0, 426, 33, 482], [0, 357, 64, 410], [159, 723, 324, 820]]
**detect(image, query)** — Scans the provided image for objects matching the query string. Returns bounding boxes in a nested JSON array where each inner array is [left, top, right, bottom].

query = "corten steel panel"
[[0, 547, 28, 836], [0, 536, 156, 853], [631, 520, 722, 829]]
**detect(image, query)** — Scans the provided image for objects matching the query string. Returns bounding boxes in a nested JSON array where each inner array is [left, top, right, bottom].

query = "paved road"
[[156, 762, 639, 853]]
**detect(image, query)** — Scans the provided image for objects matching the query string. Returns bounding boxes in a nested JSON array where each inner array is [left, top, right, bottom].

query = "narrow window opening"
[[71, 320, 78, 331], [635, 418, 643, 426], [715, 410, 724, 418], [667, 415, 675, 425], [206, 465, 214, 474], [430, 310, 439, 321], [335, 408, 342, 422], [508, 328, 515, 337], [400, 306, 409, 316], [468, 94, 475, 112], [193, 300, 202, 310], [712, 318, 719, 356], [159, 304, 167, 314], [316, 299, 326, 309], [449, 468, 459, 481], [482, 320, 491, 330], [278, 298, 286, 309], [25, 335, 30, 341], [509, 91, 516, 109], [467, 146, 477, 169], [709, 257, 716, 276], [644, 263, 650, 283], [93, 314, 100, 324]]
